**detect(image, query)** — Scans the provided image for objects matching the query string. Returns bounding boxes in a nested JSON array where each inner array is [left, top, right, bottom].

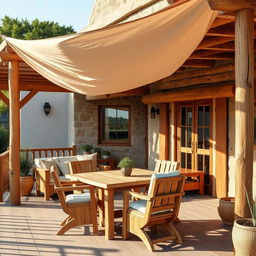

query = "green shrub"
[[80, 144, 93, 152], [0, 125, 9, 153], [20, 153, 33, 177]]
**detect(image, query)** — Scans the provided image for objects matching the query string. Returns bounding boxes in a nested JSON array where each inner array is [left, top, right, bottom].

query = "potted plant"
[[118, 157, 134, 176], [218, 197, 235, 225], [91, 147, 101, 158], [102, 150, 111, 159], [232, 189, 256, 256], [20, 153, 34, 196], [80, 144, 93, 154]]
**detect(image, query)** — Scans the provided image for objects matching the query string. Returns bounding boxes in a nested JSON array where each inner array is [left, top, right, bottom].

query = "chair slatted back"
[[51, 167, 67, 211], [69, 159, 97, 174], [154, 160, 179, 173], [147, 176, 185, 221]]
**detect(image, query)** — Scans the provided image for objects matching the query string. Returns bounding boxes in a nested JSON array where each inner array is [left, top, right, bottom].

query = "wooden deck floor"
[[0, 193, 233, 256]]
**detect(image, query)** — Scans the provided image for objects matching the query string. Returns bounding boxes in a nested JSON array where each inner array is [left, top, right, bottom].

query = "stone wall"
[[72, 94, 147, 168], [228, 98, 256, 197]]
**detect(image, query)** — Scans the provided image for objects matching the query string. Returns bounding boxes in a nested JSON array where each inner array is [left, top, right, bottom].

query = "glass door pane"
[[179, 106, 193, 172]]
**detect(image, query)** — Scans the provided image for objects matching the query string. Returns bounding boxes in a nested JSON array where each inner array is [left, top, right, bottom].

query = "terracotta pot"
[[121, 167, 132, 176], [20, 176, 34, 196], [232, 219, 256, 256], [218, 197, 235, 225]]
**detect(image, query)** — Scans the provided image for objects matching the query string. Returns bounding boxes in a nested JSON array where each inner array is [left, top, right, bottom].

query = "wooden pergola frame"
[[0, 0, 254, 219]]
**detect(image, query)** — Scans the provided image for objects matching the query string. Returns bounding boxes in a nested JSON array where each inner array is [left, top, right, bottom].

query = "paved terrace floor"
[[0, 193, 233, 256]]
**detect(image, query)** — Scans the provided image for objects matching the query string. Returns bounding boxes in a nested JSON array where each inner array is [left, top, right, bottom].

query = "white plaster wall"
[[228, 98, 256, 198], [20, 92, 69, 148], [148, 104, 160, 170]]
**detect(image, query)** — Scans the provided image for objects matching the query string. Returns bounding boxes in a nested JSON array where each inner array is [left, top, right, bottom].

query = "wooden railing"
[[20, 145, 77, 161], [0, 150, 9, 202]]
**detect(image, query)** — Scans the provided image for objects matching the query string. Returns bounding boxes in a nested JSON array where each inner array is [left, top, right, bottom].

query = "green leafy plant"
[[91, 147, 101, 154], [80, 144, 93, 153], [20, 153, 33, 177], [118, 157, 134, 169], [244, 185, 256, 226], [102, 150, 111, 156], [0, 125, 9, 154]]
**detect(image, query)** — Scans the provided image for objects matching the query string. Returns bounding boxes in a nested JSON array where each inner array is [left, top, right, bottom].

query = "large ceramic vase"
[[218, 197, 235, 225], [20, 176, 34, 196], [232, 219, 256, 256], [121, 167, 132, 176]]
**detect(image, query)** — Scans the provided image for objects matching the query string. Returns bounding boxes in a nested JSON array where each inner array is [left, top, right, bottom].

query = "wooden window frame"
[[98, 105, 131, 146]]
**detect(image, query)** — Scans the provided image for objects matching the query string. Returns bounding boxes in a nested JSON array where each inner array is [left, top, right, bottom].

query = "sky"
[[0, 0, 95, 32]]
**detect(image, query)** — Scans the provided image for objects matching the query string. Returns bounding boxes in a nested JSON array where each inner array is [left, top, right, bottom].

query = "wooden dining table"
[[66, 168, 152, 240]]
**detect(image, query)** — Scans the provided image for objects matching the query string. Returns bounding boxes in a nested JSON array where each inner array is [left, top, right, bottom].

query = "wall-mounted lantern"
[[150, 106, 160, 119], [43, 102, 51, 116]]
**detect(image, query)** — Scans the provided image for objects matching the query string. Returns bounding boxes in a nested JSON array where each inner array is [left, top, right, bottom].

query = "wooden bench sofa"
[[21, 145, 77, 201]]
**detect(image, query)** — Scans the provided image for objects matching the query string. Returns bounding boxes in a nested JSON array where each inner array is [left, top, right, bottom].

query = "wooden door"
[[177, 100, 212, 194]]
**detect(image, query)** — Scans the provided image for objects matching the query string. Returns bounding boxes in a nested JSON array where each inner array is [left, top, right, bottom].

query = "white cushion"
[[77, 153, 97, 161], [56, 156, 78, 175], [41, 159, 61, 175], [148, 171, 180, 195], [65, 192, 91, 205], [129, 200, 147, 213]]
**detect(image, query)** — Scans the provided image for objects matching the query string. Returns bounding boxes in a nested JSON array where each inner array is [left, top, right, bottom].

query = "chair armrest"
[[124, 191, 150, 201], [54, 185, 91, 192], [35, 167, 50, 172]]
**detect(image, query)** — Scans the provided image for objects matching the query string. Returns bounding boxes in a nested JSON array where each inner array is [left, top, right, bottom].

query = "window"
[[99, 105, 131, 145]]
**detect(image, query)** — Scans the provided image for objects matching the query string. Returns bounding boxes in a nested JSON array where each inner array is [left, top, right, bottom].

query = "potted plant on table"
[[232, 189, 256, 256], [102, 150, 111, 159], [118, 157, 134, 176], [20, 153, 34, 196], [80, 144, 93, 154]]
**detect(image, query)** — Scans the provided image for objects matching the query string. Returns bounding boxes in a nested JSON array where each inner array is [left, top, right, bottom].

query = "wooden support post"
[[8, 60, 20, 205], [234, 9, 254, 218], [159, 103, 169, 160]]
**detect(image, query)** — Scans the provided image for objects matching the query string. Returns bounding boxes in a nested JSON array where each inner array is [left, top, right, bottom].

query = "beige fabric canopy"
[[2, 0, 217, 96]]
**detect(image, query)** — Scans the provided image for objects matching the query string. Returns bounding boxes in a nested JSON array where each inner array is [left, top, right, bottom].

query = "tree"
[[0, 16, 76, 145], [0, 16, 75, 43]]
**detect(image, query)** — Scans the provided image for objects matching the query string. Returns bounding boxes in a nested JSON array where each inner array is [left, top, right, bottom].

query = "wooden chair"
[[123, 174, 185, 252], [51, 167, 98, 235], [69, 159, 111, 174], [154, 160, 204, 195], [154, 160, 179, 173]]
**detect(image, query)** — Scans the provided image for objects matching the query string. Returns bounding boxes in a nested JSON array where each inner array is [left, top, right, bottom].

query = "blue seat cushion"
[[129, 200, 147, 213], [65, 192, 90, 205]]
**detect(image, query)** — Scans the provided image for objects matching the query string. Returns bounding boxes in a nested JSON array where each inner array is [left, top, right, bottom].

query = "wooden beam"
[[234, 8, 254, 219], [197, 37, 234, 49], [8, 60, 21, 205], [0, 52, 23, 62], [215, 98, 228, 198], [142, 83, 235, 104], [189, 52, 234, 60], [20, 89, 39, 108], [207, 27, 235, 37], [210, 18, 234, 28], [0, 91, 9, 105], [207, 0, 256, 12], [0, 82, 71, 92], [166, 63, 234, 81], [159, 103, 169, 160], [182, 60, 215, 68], [157, 71, 237, 90]]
